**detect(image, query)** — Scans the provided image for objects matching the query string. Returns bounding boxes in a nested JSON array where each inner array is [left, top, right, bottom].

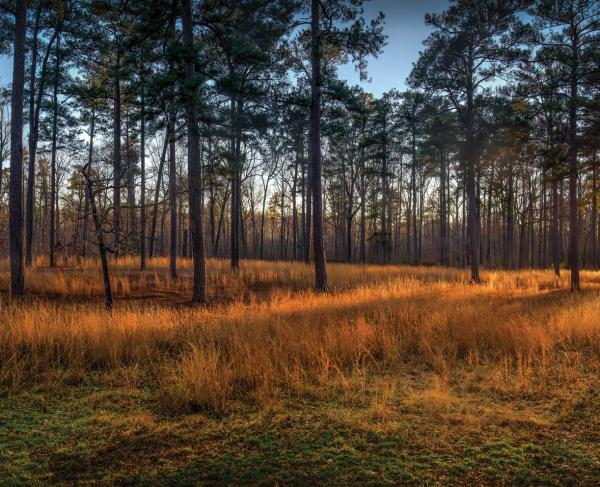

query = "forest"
[[1, 0, 600, 485]]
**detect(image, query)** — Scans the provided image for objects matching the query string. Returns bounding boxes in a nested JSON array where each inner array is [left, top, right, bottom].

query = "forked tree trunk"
[[83, 164, 113, 310]]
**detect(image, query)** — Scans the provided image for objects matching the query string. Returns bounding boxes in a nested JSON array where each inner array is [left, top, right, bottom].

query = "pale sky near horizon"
[[0, 0, 449, 97]]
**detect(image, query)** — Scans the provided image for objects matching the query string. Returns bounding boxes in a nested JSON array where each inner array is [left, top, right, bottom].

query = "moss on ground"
[[1, 374, 599, 486]]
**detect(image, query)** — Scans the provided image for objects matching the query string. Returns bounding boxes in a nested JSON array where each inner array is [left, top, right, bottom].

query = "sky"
[[337, 0, 449, 96], [0, 0, 449, 97]]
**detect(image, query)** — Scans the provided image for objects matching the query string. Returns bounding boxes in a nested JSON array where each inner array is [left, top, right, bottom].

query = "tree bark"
[[182, 0, 207, 303], [310, 0, 328, 291], [568, 35, 580, 291], [140, 85, 147, 269], [592, 156, 597, 269], [25, 5, 41, 266], [9, 0, 27, 296], [359, 117, 366, 264], [465, 74, 480, 282], [168, 110, 177, 278], [113, 66, 122, 256], [49, 33, 61, 268]]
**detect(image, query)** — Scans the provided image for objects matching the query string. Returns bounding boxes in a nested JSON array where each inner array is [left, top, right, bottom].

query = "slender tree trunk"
[[25, 6, 41, 266], [381, 124, 388, 264], [506, 168, 514, 269], [552, 178, 560, 277], [260, 183, 268, 259], [592, 157, 597, 269], [83, 165, 113, 310], [149, 134, 168, 259], [214, 189, 229, 256], [568, 40, 580, 291], [49, 33, 60, 268], [359, 118, 366, 264], [9, 0, 27, 296], [140, 86, 147, 269], [292, 153, 298, 260], [304, 141, 312, 263], [182, 0, 207, 303], [411, 131, 417, 265], [280, 180, 286, 259], [310, 0, 328, 291], [301, 152, 306, 260], [82, 110, 95, 258], [113, 66, 122, 256], [440, 150, 447, 266], [542, 176, 547, 268], [465, 80, 480, 282], [229, 98, 240, 270], [486, 163, 493, 266], [168, 111, 177, 278]]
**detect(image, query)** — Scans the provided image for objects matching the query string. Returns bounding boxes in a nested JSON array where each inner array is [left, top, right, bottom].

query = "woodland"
[[1, 0, 600, 485]]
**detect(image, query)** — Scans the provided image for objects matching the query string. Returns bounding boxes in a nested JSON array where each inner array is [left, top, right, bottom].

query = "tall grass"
[[0, 258, 599, 413]]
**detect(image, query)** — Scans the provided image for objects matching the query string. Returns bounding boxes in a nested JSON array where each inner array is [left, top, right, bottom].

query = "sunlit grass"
[[0, 257, 599, 413], [1, 258, 600, 483]]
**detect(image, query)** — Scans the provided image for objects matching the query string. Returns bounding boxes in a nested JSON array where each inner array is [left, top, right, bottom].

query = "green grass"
[[1, 373, 599, 486]]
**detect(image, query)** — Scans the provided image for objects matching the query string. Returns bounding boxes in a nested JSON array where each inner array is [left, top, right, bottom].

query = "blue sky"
[[0, 0, 449, 97], [337, 0, 449, 96]]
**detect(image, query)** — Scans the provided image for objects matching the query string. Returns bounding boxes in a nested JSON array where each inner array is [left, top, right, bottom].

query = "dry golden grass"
[[1, 257, 599, 416]]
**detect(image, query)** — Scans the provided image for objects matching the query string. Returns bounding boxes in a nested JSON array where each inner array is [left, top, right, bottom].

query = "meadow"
[[1, 258, 599, 485]]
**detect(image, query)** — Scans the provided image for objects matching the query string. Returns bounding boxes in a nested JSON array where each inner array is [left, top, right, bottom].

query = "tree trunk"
[[168, 111, 177, 278], [9, 0, 27, 296], [83, 165, 113, 310], [568, 39, 580, 291], [552, 178, 560, 277], [292, 152, 298, 260], [411, 130, 417, 265], [465, 80, 480, 282], [140, 86, 147, 270], [25, 5, 41, 266], [440, 150, 447, 266], [359, 118, 366, 264], [149, 134, 168, 259], [82, 110, 95, 258], [125, 112, 137, 257], [182, 0, 207, 303], [592, 157, 597, 269], [304, 140, 312, 263], [49, 33, 60, 268], [310, 0, 328, 291], [113, 67, 122, 256]]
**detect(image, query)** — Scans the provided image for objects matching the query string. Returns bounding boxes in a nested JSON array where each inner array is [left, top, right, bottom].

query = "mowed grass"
[[1, 257, 600, 485]]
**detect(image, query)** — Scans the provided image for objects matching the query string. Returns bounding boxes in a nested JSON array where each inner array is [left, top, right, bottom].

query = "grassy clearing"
[[0, 258, 599, 484]]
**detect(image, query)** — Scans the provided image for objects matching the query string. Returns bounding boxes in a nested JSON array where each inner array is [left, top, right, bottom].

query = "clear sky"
[[337, 0, 449, 96], [0, 0, 449, 97]]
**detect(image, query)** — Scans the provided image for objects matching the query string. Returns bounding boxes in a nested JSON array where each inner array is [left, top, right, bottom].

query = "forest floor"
[[1, 258, 599, 485]]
